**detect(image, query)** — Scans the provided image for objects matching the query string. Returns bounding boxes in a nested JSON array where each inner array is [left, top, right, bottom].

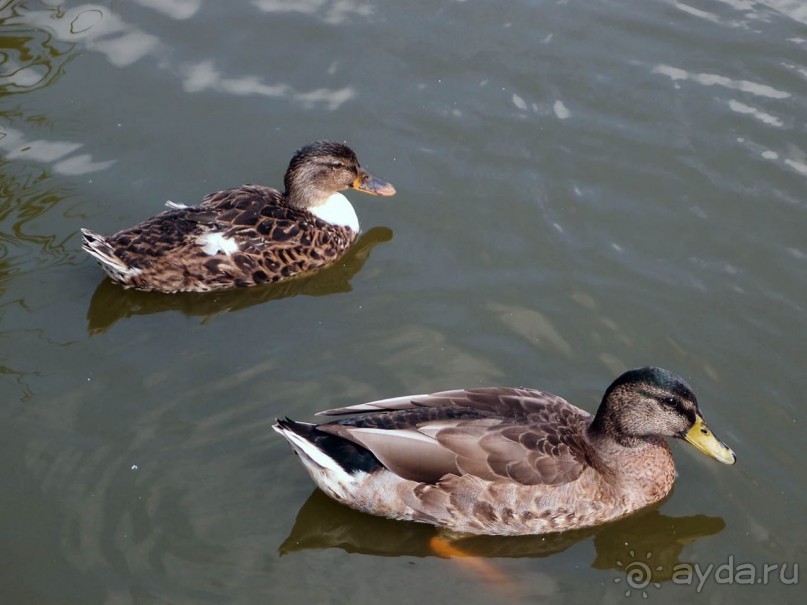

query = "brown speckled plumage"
[[81, 141, 395, 292], [274, 367, 735, 536]]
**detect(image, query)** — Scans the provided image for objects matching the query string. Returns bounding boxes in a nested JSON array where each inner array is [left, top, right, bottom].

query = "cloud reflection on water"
[[133, 0, 203, 20], [251, 0, 374, 24], [3, 2, 360, 110], [181, 60, 355, 109], [0, 126, 115, 176]]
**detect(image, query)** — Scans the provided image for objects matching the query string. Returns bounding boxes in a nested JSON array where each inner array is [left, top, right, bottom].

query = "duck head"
[[589, 366, 736, 464], [283, 141, 396, 210]]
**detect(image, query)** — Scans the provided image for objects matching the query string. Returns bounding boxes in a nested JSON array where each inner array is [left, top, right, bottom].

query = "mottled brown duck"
[[81, 140, 395, 292], [274, 367, 735, 536]]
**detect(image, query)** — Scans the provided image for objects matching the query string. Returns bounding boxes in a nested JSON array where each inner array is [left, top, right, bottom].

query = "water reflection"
[[133, 0, 202, 20], [2, 1, 367, 115], [86, 227, 393, 333], [650, 60, 807, 176], [0, 362, 35, 404], [179, 60, 355, 109], [251, 0, 375, 25], [0, 3, 76, 94], [4, 3, 159, 68], [654, 66, 790, 103], [281, 489, 725, 583], [0, 156, 77, 277], [0, 125, 115, 175], [0, 3, 115, 176]]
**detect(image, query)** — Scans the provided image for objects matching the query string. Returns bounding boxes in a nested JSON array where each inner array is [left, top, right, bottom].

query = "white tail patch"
[[81, 228, 142, 282], [310, 192, 359, 231], [273, 423, 361, 502], [273, 425, 345, 475], [164, 200, 188, 209], [196, 232, 239, 255]]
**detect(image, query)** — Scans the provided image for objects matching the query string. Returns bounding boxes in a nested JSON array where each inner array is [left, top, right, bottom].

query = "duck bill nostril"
[[683, 415, 736, 465]]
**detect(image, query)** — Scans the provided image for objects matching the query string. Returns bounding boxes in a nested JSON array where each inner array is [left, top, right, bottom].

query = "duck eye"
[[662, 396, 677, 408], [326, 161, 344, 169]]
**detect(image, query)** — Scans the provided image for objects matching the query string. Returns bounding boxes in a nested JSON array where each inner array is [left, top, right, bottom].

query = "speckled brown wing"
[[318, 388, 603, 486], [106, 185, 356, 291]]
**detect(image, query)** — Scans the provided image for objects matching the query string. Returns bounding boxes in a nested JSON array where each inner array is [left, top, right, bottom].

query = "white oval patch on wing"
[[197, 232, 239, 255]]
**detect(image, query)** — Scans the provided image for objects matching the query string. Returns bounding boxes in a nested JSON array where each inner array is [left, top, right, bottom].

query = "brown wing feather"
[[434, 408, 592, 486], [104, 185, 355, 291], [317, 388, 605, 487], [320, 387, 572, 416]]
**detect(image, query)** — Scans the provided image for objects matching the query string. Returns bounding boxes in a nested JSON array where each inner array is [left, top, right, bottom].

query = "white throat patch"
[[310, 193, 359, 231]]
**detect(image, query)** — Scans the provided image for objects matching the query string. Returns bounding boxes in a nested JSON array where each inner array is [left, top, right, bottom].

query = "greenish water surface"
[[1, 1, 804, 604]]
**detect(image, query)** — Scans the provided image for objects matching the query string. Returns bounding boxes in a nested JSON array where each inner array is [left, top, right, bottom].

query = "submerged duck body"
[[81, 141, 395, 292], [274, 367, 735, 536]]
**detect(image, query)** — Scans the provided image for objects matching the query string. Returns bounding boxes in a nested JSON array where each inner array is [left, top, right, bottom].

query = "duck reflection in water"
[[85, 226, 392, 334], [281, 488, 724, 585]]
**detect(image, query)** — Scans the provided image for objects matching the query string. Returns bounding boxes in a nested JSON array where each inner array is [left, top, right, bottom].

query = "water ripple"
[[5, 4, 159, 68], [133, 0, 202, 20], [180, 60, 355, 109], [0, 125, 115, 176], [728, 99, 783, 126], [652, 64, 790, 99], [4, 2, 357, 110], [251, 0, 375, 24]]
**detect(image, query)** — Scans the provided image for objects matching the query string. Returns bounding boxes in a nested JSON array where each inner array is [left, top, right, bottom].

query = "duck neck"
[[587, 420, 675, 508], [284, 182, 325, 211], [587, 408, 672, 481], [588, 398, 648, 449]]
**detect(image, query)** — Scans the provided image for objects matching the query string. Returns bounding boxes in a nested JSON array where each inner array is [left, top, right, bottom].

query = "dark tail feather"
[[274, 417, 382, 475]]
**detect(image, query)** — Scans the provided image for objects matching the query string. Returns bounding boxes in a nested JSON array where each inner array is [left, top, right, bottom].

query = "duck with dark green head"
[[274, 366, 735, 536], [81, 140, 395, 292]]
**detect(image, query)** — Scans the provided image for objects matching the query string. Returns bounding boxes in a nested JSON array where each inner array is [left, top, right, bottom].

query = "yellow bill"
[[684, 415, 736, 464]]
